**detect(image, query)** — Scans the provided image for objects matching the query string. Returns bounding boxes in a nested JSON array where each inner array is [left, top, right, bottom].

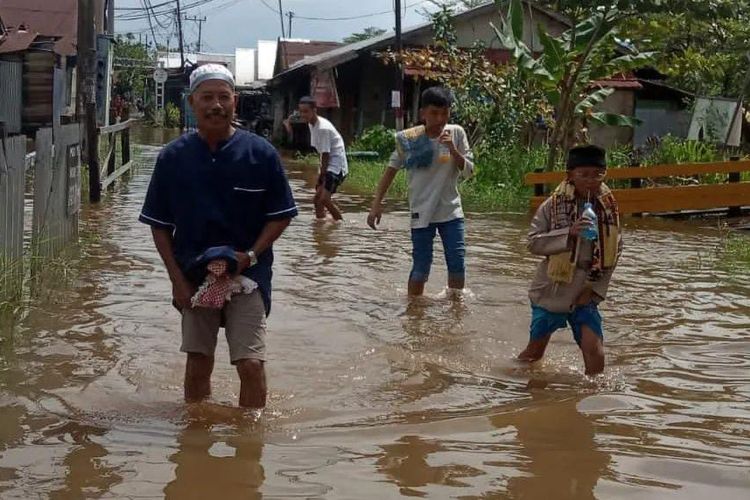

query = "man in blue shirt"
[[139, 64, 297, 408]]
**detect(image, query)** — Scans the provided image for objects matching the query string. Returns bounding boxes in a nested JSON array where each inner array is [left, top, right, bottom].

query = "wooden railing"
[[524, 158, 750, 216], [97, 118, 135, 197]]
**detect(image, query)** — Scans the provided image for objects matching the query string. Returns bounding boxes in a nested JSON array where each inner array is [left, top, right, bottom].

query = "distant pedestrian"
[[285, 97, 348, 221], [518, 145, 622, 375], [367, 86, 474, 296], [139, 64, 297, 408]]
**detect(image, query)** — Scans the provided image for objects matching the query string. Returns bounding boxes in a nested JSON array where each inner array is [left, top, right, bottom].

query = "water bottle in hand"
[[581, 202, 599, 241]]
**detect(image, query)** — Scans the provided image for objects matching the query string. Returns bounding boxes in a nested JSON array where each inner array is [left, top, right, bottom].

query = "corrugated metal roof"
[[277, 40, 342, 72], [271, 1, 571, 83], [0, 0, 77, 54], [593, 74, 644, 90]]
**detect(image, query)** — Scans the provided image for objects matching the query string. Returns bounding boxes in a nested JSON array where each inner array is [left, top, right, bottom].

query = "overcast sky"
[[115, 0, 443, 53]]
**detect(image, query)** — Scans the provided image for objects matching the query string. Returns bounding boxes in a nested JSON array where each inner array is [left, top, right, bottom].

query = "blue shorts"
[[530, 302, 603, 346], [410, 217, 465, 283]]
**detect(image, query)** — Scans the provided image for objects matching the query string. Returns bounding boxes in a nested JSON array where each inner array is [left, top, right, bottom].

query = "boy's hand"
[[569, 216, 594, 237], [438, 130, 457, 153], [367, 204, 384, 229]]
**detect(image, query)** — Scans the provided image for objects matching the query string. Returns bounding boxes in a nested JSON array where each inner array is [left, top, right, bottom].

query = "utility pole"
[[277, 0, 286, 38], [287, 11, 294, 38], [184, 15, 206, 52], [106, 0, 114, 34], [77, 0, 101, 202], [175, 0, 185, 68], [394, 0, 404, 130]]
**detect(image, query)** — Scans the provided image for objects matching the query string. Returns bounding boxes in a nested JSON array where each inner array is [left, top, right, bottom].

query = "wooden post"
[[107, 132, 116, 180], [78, 0, 101, 202], [629, 161, 643, 217], [728, 156, 742, 217], [534, 167, 545, 197], [121, 108, 131, 168]]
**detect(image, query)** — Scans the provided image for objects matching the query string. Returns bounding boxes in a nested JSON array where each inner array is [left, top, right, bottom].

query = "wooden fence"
[[525, 159, 750, 216], [1, 124, 82, 299], [97, 118, 134, 194]]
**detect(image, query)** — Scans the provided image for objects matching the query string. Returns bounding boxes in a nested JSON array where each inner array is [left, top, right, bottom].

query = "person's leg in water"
[[409, 224, 436, 296], [314, 173, 344, 221], [570, 302, 605, 375], [185, 353, 214, 402], [313, 182, 326, 219], [518, 304, 567, 362], [438, 218, 466, 291]]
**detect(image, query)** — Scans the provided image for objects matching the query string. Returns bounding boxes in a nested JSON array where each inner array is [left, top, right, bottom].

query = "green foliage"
[[539, 1, 750, 97], [343, 145, 548, 211], [384, 5, 548, 149], [113, 33, 154, 99], [165, 102, 181, 128], [722, 232, 750, 269], [343, 27, 387, 44], [350, 125, 396, 158], [493, 0, 654, 170], [641, 136, 721, 165]]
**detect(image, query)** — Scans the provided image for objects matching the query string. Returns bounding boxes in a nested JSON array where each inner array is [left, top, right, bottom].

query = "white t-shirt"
[[309, 116, 348, 176], [389, 124, 474, 229]]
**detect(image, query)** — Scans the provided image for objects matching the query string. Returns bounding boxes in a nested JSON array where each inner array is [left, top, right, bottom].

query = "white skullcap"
[[189, 63, 235, 94]]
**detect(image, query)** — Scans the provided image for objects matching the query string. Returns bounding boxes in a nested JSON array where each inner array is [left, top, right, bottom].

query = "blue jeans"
[[530, 302, 604, 346], [410, 218, 466, 283]]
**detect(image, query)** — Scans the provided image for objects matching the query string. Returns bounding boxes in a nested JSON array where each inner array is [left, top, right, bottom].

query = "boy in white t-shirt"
[[286, 96, 348, 220], [367, 87, 474, 296]]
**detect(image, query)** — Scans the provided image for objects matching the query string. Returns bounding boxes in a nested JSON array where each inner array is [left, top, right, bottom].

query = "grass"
[[721, 231, 750, 268], [336, 145, 547, 212]]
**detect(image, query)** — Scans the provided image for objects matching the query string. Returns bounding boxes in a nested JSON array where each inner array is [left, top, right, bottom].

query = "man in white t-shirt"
[[286, 96, 348, 220]]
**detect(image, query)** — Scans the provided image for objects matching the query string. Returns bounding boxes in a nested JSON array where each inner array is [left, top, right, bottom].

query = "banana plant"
[[492, 0, 655, 170]]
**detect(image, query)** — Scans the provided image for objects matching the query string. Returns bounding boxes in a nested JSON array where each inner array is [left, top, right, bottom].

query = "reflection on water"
[[0, 139, 749, 498], [165, 415, 264, 499]]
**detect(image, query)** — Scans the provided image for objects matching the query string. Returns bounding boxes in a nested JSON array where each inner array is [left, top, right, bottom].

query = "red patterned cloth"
[[191, 259, 252, 309]]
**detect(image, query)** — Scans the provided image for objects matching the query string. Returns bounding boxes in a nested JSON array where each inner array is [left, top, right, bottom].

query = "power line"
[[116, 0, 221, 21], [258, 0, 428, 22], [141, 0, 159, 46]]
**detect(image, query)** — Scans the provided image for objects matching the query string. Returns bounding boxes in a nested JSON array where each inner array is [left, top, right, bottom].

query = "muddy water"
[[1, 137, 749, 499]]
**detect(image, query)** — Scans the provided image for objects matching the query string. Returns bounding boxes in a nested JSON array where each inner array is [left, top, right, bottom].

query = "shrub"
[[350, 125, 396, 158]]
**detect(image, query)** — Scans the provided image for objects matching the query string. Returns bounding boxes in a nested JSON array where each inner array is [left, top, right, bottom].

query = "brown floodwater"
[[1, 133, 749, 499]]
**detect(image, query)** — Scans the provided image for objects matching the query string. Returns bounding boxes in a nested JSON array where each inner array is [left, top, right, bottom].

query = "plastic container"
[[581, 202, 599, 241]]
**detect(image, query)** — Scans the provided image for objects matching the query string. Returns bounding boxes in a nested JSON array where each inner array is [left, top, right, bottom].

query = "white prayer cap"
[[189, 63, 235, 94]]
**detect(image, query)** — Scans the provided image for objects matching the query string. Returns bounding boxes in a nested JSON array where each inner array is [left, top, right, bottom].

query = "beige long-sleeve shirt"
[[528, 197, 621, 313]]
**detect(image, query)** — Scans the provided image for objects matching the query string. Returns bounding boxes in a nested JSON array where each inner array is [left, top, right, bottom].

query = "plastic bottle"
[[581, 202, 599, 241]]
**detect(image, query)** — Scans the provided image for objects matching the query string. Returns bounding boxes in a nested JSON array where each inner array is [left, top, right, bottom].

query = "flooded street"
[[1, 137, 749, 499]]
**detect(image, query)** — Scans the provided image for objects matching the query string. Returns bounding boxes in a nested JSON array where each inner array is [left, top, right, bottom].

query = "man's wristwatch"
[[246, 250, 258, 268]]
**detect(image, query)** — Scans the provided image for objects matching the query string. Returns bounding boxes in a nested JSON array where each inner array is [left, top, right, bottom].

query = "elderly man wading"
[[139, 64, 297, 408]]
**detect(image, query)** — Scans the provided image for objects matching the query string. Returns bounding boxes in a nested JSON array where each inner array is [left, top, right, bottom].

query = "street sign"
[[153, 68, 168, 84]]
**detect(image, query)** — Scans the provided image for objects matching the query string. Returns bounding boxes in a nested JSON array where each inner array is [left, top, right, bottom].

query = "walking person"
[[518, 145, 622, 375], [285, 97, 348, 220], [139, 64, 298, 408], [367, 86, 474, 296]]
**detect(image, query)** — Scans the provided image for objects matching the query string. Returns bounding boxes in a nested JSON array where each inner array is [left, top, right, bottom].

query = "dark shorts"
[[318, 171, 346, 194], [530, 302, 603, 346]]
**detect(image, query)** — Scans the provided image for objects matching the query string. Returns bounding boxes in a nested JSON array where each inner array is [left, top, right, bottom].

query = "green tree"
[[538, 1, 750, 97], [113, 33, 154, 99], [381, 4, 547, 148], [343, 27, 387, 44], [494, 0, 653, 169]]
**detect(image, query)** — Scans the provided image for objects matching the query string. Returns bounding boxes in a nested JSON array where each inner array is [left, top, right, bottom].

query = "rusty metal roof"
[[0, 0, 77, 54], [0, 29, 37, 53], [277, 41, 342, 73]]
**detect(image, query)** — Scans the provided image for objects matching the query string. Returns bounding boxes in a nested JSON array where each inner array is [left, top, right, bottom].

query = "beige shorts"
[[181, 290, 267, 363]]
